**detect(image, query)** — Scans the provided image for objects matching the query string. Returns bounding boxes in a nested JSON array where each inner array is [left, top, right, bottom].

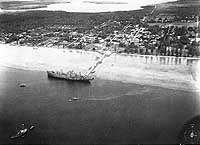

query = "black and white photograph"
[[0, 0, 200, 144]]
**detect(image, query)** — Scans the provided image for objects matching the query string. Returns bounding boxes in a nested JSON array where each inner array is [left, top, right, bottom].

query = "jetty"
[[85, 51, 112, 76]]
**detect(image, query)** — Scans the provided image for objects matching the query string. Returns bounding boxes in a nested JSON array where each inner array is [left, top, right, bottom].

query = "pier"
[[85, 51, 113, 76]]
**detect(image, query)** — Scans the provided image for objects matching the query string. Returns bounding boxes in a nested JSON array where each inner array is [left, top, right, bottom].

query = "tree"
[[180, 36, 190, 45], [148, 25, 160, 34], [94, 37, 99, 43], [188, 26, 194, 32], [119, 42, 126, 47]]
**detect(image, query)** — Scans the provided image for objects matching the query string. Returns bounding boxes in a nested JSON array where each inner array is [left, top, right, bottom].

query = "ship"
[[47, 70, 94, 82], [47, 51, 111, 83]]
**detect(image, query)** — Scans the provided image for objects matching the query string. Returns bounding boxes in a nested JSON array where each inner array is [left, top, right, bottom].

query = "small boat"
[[10, 124, 35, 139], [19, 84, 26, 87], [68, 97, 80, 102], [10, 128, 28, 139], [47, 70, 94, 82], [72, 97, 80, 100]]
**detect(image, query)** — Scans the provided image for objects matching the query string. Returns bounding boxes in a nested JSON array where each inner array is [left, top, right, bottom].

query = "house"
[[154, 14, 176, 23]]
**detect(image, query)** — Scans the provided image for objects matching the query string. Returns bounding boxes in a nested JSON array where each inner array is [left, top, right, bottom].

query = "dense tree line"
[[0, 9, 150, 34]]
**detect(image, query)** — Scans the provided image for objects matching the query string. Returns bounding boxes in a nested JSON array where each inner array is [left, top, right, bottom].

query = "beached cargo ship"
[[47, 70, 94, 82]]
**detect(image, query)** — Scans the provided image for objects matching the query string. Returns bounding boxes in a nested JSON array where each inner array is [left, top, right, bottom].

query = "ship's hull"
[[47, 71, 93, 83]]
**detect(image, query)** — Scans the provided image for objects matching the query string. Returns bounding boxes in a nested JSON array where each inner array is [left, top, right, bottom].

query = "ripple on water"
[[125, 86, 151, 96], [84, 86, 155, 101], [85, 93, 122, 101]]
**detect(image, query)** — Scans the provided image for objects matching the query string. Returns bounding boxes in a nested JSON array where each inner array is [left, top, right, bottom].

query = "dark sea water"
[[0, 65, 199, 144]]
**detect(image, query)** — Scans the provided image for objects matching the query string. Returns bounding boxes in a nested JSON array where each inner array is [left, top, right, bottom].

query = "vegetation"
[[0, 0, 199, 57], [0, 8, 151, 33]]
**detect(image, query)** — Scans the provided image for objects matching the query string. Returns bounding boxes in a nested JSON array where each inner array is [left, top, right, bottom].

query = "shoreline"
[[0, 43, 199, 92], [8, 43, 200, 60], [0, 64, 194, 94]]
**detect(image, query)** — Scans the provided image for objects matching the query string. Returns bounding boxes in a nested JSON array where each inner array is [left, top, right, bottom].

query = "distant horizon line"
[[0, 0, 178, 13]]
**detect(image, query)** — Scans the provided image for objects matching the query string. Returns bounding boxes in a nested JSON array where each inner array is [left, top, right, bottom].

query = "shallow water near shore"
[[0, 65, 199, 144], [0, 44, 199, 92]]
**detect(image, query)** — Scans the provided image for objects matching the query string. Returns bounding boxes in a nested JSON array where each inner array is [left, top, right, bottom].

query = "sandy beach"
[[0, 43, 199, 92]]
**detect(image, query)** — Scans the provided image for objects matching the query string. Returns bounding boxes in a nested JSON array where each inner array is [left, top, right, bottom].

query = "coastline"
[[0, 43, 199, 92]]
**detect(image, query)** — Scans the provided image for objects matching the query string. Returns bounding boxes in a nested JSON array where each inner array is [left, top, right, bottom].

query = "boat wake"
[[85, 93, 122, 101], [125, 87, 152, 96]]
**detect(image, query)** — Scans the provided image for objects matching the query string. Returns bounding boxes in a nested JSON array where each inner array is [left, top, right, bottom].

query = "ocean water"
[[0, 65, 199, 144]]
